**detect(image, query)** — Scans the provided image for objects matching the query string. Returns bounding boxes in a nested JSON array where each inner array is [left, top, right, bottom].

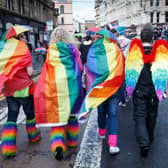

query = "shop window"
[[60, 5, 64, 14]]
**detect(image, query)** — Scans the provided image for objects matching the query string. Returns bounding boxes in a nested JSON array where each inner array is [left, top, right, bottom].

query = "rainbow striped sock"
[[26, 118, 41, 143], [50, 126, 66, 155], [1, 122, 17, 157], [66, 117, 79, 147]]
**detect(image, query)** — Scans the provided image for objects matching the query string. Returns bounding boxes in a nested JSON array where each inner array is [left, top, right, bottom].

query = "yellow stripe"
[[49, 44, 70, 122], [87, 97, 106, 109], [0, 38, 18, 74], [103, 38, 117, 81]]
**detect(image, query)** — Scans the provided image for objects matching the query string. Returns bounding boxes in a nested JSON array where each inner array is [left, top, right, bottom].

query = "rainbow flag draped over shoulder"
[[0, 38, 32, 95], [79, 37, 125, 120], [34, 41, 83, 127], [125, 38, 168, 101]]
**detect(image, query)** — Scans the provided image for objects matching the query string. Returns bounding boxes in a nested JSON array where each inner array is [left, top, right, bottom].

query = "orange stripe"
[[45, 50, 59, 123], [4, 41, 27, 75]]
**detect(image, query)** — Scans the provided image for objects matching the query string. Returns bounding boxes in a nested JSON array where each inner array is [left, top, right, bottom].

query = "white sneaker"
[[119, 102, 126, 107], [98, 134, 105, 140], [109, 146, 120, 154]]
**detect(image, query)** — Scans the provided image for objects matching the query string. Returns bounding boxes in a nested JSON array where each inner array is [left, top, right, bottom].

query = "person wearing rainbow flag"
[[125, 24, 168, 157], [0, 30, 41, 158], [78, 29, 125, 155], [34, 27, 83, 160]]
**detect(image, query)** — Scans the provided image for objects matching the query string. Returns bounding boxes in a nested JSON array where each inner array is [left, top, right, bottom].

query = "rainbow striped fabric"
[[125, 38, 168, 101], [1, 122, 17, 156], [34, 42, 83, 127], [79, 37, 125, 120], [0, 38, 31, 95]]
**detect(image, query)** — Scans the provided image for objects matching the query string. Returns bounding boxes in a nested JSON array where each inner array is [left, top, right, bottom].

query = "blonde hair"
[[49, 26, 74, 45]]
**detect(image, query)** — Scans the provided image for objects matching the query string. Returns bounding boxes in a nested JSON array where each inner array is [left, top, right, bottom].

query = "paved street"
[[101, 98, 168, 168], [0, 96, 168, 168]]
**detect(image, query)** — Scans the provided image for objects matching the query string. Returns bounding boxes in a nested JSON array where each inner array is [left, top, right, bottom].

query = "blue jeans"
[[97, 90, 120, 135], [120, 83, 126, 104], [7, 96, 35, 122]]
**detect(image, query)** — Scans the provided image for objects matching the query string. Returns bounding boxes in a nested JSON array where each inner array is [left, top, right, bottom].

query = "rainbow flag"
[[79, 37, 125, 120], [0, 38, 32, 95], [34, 42, 83, 127]]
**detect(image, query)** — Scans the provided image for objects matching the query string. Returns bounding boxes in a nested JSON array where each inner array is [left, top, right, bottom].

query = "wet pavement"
[[0, 123, 86, 168], [101, 98, 168, 168]]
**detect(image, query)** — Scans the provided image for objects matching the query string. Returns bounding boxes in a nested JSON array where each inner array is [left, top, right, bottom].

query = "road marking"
[[74, 109, 102, 168]]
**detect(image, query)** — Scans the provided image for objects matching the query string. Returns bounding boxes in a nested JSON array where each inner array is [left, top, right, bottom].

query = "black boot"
[[140, 146, 149, 158], [54, 147, 64, 160]]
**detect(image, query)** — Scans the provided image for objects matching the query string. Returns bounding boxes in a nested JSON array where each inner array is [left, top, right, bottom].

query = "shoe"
[[140, 147, 149, 158], [97, 128, 106, 139], [119, 102, 126, 107], [54, 147, 64, 160], [109, 146, 120, 154], [98, 134, 105, 139]]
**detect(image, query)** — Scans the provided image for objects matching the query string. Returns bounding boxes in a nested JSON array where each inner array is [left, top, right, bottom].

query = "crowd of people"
[[0, 23, 168, 162]]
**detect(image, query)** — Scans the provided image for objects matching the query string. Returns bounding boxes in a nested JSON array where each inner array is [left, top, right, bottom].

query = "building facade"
[[54, 0, 73, 32], [0, 0, 58, 48], [96, 0, 168, 27]]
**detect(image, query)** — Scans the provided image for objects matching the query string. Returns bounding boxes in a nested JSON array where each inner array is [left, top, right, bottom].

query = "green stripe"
[[93, 37, 109, 86], [56, 42, 79, 110]]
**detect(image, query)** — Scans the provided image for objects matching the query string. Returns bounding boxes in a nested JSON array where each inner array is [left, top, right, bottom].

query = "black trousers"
[[133, 89, 158, 148], [6, 95, 35, 122]]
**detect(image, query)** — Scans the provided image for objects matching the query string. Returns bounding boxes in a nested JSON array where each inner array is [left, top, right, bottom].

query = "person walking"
[[125, 24, 168, 157], [34, 27, 83, 160], [0, 28, 41, 157], [79, 30, 125, 155]]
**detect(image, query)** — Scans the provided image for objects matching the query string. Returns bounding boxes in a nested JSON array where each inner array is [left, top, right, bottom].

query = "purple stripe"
[[68, 44, 83, 114]]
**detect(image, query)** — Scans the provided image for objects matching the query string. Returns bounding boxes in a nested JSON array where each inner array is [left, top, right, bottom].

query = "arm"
[[26, 66, 34, 77]]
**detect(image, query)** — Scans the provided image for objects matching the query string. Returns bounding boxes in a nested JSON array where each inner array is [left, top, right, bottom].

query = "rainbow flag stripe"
[[79, 37, 125, 120], [0, 38, 32, 95], [34, 42, 83, 127]]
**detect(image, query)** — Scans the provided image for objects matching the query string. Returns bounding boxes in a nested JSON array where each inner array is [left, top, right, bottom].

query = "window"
[[19, 0, 24, 14], [61, 17, 64, 24], [29, 0, 33, 17], [156, 0, 159, 6], [140, 0, 142, 7], [150, 0, 153, 6], [166, 0, 168, 5], [5, 0, 14, 10], [166, 12, 168, 22], [60, 5, 64, 14], [151, 12, 153, 23], [157, 12, 160, 23]]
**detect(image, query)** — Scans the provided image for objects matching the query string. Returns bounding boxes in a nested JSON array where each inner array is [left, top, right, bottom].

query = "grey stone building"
[[95, 0, 168, 27], [0, 0, 59, 47]]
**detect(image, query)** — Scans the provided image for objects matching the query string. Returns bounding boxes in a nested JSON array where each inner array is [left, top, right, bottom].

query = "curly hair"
[[49, 26, 74, 45]]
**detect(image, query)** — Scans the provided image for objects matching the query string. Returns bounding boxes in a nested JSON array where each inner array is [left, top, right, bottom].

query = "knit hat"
[[117, 26, 126, 35]]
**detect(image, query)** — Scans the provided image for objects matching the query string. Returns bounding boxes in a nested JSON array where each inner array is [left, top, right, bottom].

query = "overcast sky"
[[72, 0, 95, 21]]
